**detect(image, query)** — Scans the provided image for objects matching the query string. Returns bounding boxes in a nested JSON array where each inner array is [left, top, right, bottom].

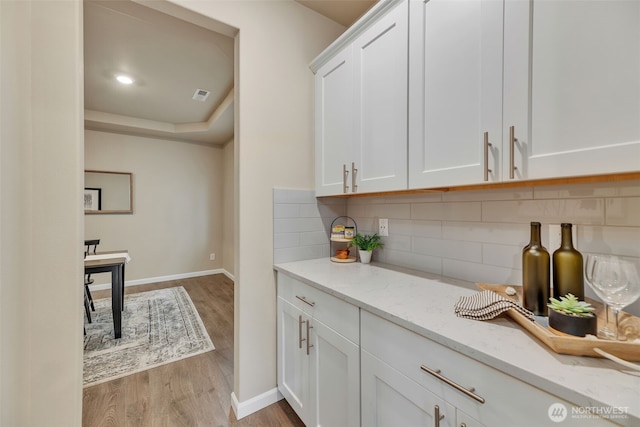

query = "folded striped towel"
[[454, 290, 534, 321]]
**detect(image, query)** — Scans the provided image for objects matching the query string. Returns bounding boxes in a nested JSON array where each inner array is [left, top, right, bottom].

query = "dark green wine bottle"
[[522, 222, 550, 315], [552, 223, 584, 300]]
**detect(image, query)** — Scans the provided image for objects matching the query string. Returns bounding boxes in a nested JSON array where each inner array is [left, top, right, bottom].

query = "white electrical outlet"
[[379, 218, 389, 236], [210, 253, 216, 261], [548, 224, 578, 251]]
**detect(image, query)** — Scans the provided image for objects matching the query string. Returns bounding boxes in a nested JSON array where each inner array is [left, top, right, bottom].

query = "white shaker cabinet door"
[[361, 349, 456, 427], [408, 0, 504, 188], [276, 297, 310, 423], [353, 0, 408, 193], [307, 317, 360, 427], [315, 47, 354, 196], [503, 0, 640, 180]]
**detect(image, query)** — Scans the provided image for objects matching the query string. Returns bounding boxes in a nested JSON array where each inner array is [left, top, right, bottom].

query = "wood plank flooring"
[[83, 274, 304, 427]]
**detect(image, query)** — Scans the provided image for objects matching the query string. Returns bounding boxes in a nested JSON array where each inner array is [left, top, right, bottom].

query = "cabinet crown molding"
[[309, 0, 405, 73]]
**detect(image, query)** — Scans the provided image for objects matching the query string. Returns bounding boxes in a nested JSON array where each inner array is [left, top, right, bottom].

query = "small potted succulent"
[[351, 233, 384, 264], [547, 294, 597, 337]]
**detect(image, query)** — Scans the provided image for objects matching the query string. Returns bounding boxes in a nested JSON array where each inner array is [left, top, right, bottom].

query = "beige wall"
[[222, 140, 235, 276], [1, 0, 84, 425], [85, 130, 226, 282], [160, 0, 345, 407]]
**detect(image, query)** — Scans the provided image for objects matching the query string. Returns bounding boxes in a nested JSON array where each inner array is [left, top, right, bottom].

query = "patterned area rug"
[[83, 286, 214, 387]]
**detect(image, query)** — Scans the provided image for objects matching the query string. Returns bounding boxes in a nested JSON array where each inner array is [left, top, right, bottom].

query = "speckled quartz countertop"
[[274, 258, 640, 425]]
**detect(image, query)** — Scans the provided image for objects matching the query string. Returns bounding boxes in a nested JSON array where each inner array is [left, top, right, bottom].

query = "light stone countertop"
[[274, 258, 640, 425]]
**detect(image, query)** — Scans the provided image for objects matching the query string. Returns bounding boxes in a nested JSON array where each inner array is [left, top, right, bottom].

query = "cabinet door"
[[276, 298, 310, 422], [504, 0, 640, 180], [315, 47, 354, 196], [409, 0, 504, 187], [353, 0, 408, 193], [308, 318, 360, 427], [457, 409, 485, 427], [361, 349, 455, 427]]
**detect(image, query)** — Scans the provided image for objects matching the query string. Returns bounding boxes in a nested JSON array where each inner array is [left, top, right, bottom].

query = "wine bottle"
[[552, 223, 584, 300], [522, 222, 550, 315]]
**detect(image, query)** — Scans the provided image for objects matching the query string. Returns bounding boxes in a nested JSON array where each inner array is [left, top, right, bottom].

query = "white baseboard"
[[89, 268, 234, 291], [231, 388, 284, 420]]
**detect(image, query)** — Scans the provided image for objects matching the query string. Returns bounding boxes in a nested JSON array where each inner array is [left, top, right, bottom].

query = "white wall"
[[1, 1, 84, 425], [157, 0, 345, 413], [85, 130, 226, 282]]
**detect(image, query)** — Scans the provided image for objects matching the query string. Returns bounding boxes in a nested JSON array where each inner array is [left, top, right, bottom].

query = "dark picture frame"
[[84, 188, 102, 211]]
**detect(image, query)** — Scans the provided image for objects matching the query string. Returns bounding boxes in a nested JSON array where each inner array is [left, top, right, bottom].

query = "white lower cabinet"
[[361, 349, 457, 427], [276, 274, 360, 427], [361, 310, 616, 427]]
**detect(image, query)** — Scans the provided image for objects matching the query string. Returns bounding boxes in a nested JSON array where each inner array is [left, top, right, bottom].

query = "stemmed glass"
[[587, 255, 640, 340], [585, 255, 616, 338]]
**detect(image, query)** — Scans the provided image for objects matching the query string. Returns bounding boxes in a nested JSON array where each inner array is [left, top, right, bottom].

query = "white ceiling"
[[83, 0, 377, 145]]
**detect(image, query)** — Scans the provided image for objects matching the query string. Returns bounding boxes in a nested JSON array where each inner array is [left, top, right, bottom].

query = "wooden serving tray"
[[477, 283, 640, 361]]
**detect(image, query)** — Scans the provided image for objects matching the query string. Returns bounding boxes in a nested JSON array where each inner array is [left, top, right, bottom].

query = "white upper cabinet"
[[409, 0, 504, 188], [315, 47, 354, 197], [353, 0, 408, 193], [504, 0, 640, 181], [313, 0, 408, 196]]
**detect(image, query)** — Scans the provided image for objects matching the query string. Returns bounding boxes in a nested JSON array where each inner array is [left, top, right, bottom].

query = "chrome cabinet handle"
[[295, 295, 315, 307], [483, 131, 492, 182], [420, 365, 485, 404], [298, 315, 304, 349], [305, 319, 314, 355], [460, 424, 467, 427], [343, 164, 349, 193], [509, 125, 518, 179], [434, 405, 444, 427], [351, 162, 358, 193]]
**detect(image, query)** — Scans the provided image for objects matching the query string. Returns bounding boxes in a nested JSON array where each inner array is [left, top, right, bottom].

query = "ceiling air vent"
[[192, 88, 211, 102]]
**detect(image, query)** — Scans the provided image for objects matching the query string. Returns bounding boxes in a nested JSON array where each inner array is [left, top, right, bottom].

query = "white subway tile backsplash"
[[605, 197, 640, 226], [481, 199, 604, 224], [534, 180, 640, 199], [412, 202, 481, 221], [299, 231, 328, 246], [383, 249, 442, 275], [273, 188, 318, 204], [274, 217, 325, 233], [274, 182, 640, 296], [274, 233, 300, 249], [274, 204, 301, 218], [443, 188, 533, 202], [273, 188, 346, 264], [579, 226, 640, 257], [442, 222, 526, 245], [443, 259, 520, 285], [482, 243, 523, 269]]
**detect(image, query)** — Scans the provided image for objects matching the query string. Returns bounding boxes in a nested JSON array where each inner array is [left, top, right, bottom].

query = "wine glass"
[[589, 256, 640, 340], [585, 255, 617, 338]]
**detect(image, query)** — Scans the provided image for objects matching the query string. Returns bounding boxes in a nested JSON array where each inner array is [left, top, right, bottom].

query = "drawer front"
[[278, 273, 359, 344], [361, 310, 615, 427]]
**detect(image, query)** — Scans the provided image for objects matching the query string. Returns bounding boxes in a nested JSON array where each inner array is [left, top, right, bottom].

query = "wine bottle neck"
[[530, 224, 541, 245]]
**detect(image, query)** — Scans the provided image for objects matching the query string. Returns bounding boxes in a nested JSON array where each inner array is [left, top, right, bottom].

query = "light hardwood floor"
[[83, 274, 304, 427]]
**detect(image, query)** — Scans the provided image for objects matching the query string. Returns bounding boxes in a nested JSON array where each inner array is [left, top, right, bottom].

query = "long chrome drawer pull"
[[351, 162, 358, 193], [483, 131, 492, 182], [434, 405, 444, 427], [295, 295, 316, 307], [420, 365, 485, 404], [509, 125, 518, 179], [343, 164, 349, 193]]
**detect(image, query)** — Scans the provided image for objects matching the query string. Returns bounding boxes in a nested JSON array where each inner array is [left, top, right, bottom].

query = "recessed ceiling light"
[[116, 75, 134, 85]]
